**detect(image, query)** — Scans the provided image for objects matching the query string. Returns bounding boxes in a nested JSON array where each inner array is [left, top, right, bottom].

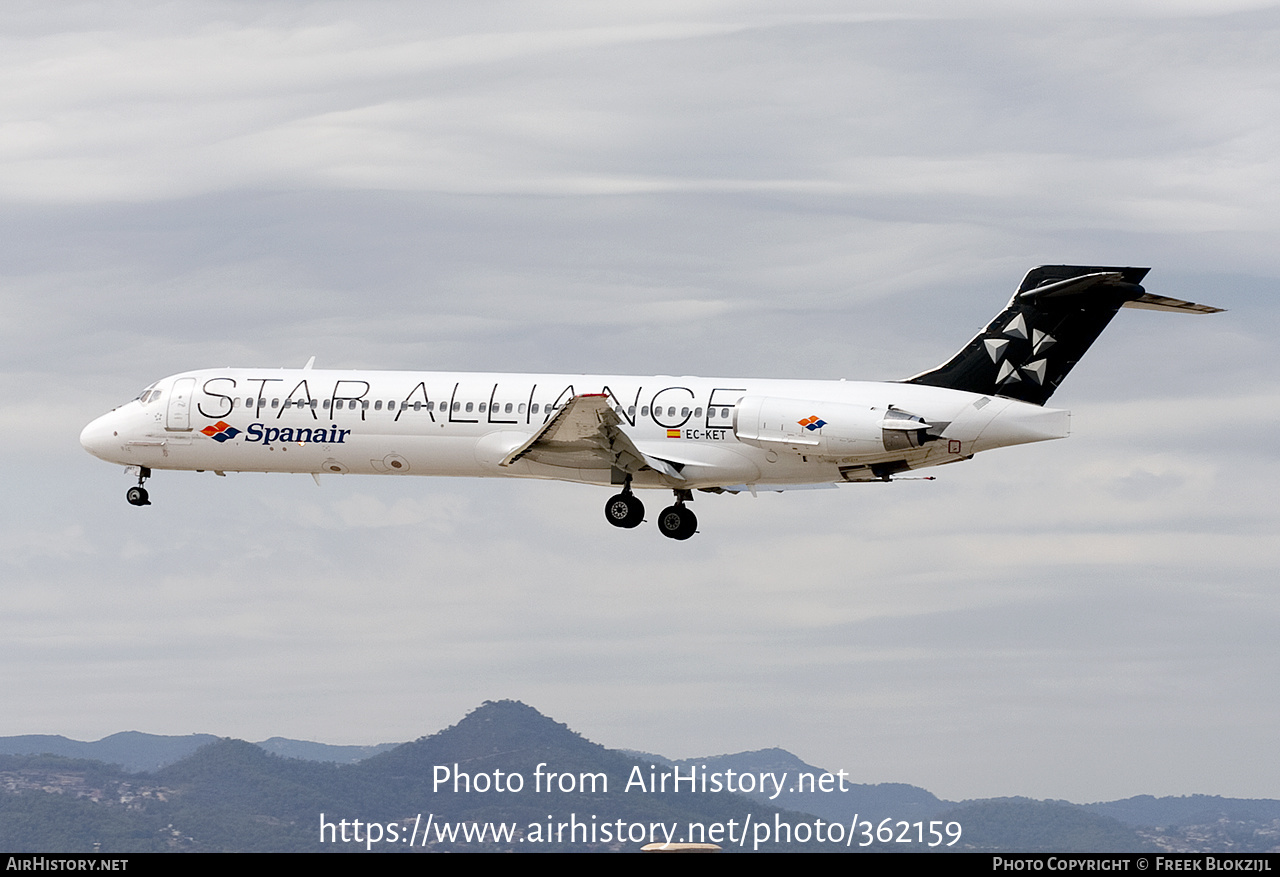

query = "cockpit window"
[[136, 384, 161, 405]]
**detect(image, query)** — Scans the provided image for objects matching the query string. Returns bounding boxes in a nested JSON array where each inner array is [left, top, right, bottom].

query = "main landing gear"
[[604, 478, 645, 529], [604, 483, 698, 539], [126, 467, 151, 507], [657, 489, 697, 541]]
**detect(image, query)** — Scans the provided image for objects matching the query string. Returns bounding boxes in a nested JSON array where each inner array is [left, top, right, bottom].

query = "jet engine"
[[731, 395, 938, 459]]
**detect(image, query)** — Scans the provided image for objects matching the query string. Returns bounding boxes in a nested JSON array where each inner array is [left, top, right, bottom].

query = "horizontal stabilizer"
[[1123, 293, 1224, 314]]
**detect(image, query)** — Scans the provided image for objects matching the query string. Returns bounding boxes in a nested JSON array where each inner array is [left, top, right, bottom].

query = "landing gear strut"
[[604, 476, 644, 529], [126, 467, 151, 507], [657, 489, 697, 541]]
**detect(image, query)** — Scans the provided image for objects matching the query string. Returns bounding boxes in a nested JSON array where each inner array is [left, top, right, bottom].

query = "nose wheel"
[[126, 467, 151, 506], [657, 489, 697, 541]]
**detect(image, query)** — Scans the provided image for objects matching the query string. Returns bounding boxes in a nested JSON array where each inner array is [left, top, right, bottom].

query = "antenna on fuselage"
[[303, 356, 315, 370]]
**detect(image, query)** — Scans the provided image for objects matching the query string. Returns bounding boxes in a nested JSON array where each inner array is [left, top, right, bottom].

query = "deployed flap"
[[500, 394, 685, 481]]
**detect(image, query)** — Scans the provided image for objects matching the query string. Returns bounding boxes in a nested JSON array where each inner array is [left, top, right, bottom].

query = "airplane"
[[80, 265, 1221, 539]]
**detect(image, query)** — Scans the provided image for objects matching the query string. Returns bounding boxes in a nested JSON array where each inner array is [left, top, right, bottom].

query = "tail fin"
[[904, 265, 1223, 405]]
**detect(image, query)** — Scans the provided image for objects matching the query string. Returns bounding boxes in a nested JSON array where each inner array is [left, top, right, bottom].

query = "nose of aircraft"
[[80, 410, 123, 462]]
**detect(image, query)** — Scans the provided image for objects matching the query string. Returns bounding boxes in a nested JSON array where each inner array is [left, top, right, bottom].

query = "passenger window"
[[518, 403, 526, 413], [628, 406, 636, 417], [323, 400, 331, 409], [272, 399, 279, 408], [465, 402, 473, 413], [694, 407, 702, 417], [531, 404, 540, 414], [452, 402, 460, 412], [374, 400, 382, 410], [413, 401, 422, 412], [668, 407, 676, 417], [641, 406, 649, 416], [505, 403, 513, 414], [681, 407, 690, 417]]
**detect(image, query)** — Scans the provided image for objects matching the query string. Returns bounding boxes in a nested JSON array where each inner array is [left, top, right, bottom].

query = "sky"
[[2, 1, 1278, 806]]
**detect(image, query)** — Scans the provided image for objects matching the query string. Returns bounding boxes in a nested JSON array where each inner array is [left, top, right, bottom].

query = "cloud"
[[1, 1, 1277, 804]]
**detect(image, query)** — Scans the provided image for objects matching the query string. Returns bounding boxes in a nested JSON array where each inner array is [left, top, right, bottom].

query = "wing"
[[500, 394, 685, 481]]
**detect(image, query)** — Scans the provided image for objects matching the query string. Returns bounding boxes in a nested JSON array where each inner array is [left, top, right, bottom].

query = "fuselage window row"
[[221, 397, 715, 421]]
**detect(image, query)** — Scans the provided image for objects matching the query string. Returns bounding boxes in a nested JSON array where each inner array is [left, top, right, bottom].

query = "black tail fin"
[[904, 265, 1221, 405]]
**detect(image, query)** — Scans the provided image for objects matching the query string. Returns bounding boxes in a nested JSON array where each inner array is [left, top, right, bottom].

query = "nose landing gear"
[[126, 467, 151, 506]]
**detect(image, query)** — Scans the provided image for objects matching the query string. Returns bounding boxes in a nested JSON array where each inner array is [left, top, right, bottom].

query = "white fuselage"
[[80, 367, 1070, 490]]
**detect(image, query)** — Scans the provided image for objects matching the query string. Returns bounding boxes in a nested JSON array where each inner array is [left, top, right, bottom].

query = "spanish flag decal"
[[666, 429, 681, 438]]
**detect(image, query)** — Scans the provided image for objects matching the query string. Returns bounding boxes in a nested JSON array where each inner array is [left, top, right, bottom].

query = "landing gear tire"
[[605, 493, 645, 528], [657, 505, 697, 540], [126, 486, 150, 507]]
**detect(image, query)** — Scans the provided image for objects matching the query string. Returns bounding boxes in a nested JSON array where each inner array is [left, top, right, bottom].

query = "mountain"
[[1085, 794, 1280, 828], [0, 732, 219, 772], [0, 732, 397, 771], [251, 738, 398, 764], [2, 701, 829, 852], [670, 747, 947, 823], [2, 701, 1277, 853], [939, 798, 1156, 853]]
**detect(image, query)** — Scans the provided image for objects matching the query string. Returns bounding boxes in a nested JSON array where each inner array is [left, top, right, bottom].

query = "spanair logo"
[[201, 421, 241, 442], [798, 415, 826, 431], [199, 420, 352, 445]]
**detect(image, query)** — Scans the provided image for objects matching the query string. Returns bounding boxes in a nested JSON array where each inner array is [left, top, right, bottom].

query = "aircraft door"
[[166, 377, 196, 431]]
